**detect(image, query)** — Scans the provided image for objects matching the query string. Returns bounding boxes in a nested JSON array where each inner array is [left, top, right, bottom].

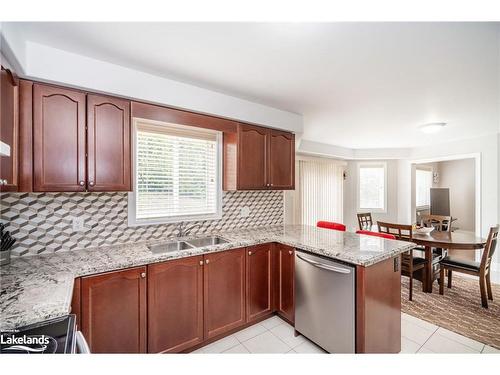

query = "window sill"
[[128, 212, 222, 227]]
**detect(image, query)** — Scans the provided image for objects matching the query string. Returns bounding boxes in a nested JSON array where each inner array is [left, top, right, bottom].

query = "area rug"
[[401, 275, 500, 349]]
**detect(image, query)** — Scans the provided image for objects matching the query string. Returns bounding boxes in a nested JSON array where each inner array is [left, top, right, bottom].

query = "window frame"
[[415, 166, 433, 210], [356, 161, 387, 213], [128, 118, 223, 227]]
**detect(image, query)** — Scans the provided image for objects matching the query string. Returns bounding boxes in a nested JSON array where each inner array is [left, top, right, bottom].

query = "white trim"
[[356, 161, 387, 213], [411, 152, 482, 262], [127, 118, 223, 227]]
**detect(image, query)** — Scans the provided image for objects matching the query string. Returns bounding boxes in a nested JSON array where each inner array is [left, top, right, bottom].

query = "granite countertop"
[[0, 224, 415, 331]]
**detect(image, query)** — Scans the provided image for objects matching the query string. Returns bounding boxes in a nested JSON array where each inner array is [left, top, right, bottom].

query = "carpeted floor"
[[401, 275, 500, 349]]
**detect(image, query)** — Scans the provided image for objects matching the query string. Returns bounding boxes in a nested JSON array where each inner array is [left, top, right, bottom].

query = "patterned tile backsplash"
[[0, 190, 284, 256]]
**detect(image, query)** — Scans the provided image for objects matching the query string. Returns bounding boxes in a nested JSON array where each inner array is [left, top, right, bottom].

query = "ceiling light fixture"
[[419, 122, 447, 134]]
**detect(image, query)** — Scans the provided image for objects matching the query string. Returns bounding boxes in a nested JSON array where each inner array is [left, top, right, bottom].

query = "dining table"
[[411, 230, 487, 292], [364, 225, 487, 293]]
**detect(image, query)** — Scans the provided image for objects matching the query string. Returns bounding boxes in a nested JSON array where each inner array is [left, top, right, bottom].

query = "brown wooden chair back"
[[357, 212, 373, 230], [419, 214, 452, 232], [481, 226, 499, 274], [377, 221, 413, 241]]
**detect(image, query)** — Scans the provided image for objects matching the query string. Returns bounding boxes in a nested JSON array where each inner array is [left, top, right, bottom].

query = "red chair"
[[356, 230, 396, 240], [317, 221, 346, 232]]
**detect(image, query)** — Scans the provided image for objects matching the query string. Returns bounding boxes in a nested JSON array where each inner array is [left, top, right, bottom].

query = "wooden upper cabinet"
[[0, 68, 19, 191], [33, 84, 86, 192], [204, 248, 246, 340], [246, 243, 274, 322], [276, 243, 295, 324], [269, 130, 295, 189], [81, 266, 147, 353], [87, 94, 131, 191], [148, 256, 204, 353], [237, 124, 268, 190], [224, 123, 295, 191]]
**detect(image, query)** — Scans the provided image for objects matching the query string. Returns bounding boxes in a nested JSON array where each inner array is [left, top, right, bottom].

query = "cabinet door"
[[81, 267, 147, 353], [87, 95, 131, 191], [148, 257, 204, 353], [0, 68, 18, 191], [268, 130, 295, 189], [246, 243, 273, 322], [204, 248, 246, 339], [237, 124, 268, 189], [276, 244, 295, 323], [33, 84, 86, 191]]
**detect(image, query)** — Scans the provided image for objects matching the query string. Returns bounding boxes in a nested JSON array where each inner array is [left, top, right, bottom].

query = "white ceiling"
[[6, 22, 500, 148]]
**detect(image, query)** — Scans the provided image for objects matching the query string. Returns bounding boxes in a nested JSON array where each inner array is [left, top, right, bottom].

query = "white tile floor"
[[192, 314, 500, 354]]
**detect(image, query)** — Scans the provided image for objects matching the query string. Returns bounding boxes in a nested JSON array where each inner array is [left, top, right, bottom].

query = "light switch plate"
[[240, 206, 250, 218], [72, 217, 85, 232]]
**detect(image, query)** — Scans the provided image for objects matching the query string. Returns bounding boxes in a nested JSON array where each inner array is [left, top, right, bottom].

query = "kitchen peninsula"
[[0, 225, 413, 354]]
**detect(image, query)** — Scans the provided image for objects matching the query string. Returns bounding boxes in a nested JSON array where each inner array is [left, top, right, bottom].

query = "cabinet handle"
[[79, 181, 85, 186], [289, 250, 293, 255], [248, 251, 252, 256], [89, 181, 95, 187], [205, 259, 209, 264], [140, 272, 146, 278], [199, 260, 203, 266], [270, 183, 274, 187]]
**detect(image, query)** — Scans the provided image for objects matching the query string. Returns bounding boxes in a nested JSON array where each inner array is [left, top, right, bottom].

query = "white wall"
[[0, 28, 303, 133], [343, 159, 399, 232], [435, 159, 476, 231]]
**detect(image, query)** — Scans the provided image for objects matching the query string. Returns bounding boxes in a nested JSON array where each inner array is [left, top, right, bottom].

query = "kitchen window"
[[128, 119, 222, 226], [357, 162, 386, 212], [415, 168, 433, 208]]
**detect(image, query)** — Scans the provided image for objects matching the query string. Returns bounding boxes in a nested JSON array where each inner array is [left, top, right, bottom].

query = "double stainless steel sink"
[[149, 236, 229, 254]]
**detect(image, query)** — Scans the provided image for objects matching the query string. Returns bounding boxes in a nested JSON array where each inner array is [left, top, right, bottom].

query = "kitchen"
[[1, 8, 500, 374]]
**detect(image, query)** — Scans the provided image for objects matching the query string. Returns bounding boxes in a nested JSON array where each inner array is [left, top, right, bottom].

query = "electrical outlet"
[[72, 217, 85, 232], [240, 206, 250, 218]]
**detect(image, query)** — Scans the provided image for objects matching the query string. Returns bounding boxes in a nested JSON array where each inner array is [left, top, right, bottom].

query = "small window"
[[415, 168, 433, 208], [358, 162, 386, 212], [128, 119, 222, 226]]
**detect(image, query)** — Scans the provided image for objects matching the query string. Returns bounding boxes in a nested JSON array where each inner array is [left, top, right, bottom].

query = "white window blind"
[[416, 169, 432, 208], [296, 160, 344, 226], [129, 120, 222, 225], [358, 163, 386, 211]]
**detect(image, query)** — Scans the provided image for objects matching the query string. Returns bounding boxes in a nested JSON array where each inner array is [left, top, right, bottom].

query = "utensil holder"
[[0, 249, 11, 266]]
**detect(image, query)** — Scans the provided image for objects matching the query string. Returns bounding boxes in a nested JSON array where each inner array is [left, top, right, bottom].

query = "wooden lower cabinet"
[[147, 256, 204, 353], [356, 256, 401, 353], [204, 248, 246, 340], [276, 244, 295, 323], [81, 266, 147, 353], [246, 243, 273, 322]]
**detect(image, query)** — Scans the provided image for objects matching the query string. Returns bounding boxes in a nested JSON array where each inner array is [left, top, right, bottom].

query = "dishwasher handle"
[[296, 253, 352, 274]]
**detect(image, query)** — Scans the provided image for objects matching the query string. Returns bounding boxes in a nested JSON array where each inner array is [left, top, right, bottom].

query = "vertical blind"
[[296, 160, 344, 226], [135, 122, 219, 221], [416, 169, 432, 208]]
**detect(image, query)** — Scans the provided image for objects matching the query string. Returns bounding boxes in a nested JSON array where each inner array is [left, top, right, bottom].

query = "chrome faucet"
[[173, 222, 202, 237]]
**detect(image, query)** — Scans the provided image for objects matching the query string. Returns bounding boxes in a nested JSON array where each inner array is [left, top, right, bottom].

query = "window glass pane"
[[135, 123, 219, 222], [416, 169, 432, 207], [359, 166, 385, 210]]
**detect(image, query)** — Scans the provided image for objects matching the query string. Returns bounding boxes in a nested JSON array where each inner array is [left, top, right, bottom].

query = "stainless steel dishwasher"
[[295, 250, 355, 353]]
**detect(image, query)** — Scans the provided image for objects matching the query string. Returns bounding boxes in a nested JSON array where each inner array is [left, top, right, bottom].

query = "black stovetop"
[[1, 315, 76, 354]]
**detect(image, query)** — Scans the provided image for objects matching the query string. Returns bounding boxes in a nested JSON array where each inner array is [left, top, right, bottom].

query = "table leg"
[[424, 246, 433, 293]]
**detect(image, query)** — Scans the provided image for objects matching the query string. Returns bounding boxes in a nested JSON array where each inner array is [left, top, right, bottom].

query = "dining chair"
[[357, 212, 373, 230], [356, 230, 396, 240], [317, 221, 346, 232], [419, 214, 453, 285], [419, 214, 452, 232], [377, 221, 427, 301], [439, 225, 499, 308]]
